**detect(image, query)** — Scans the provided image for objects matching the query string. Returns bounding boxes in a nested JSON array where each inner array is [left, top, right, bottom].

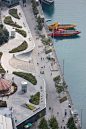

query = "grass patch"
[[29, 92, 40, 105], [47, 56, 55, 62], [16, 28, 27, 37], [45, 49, 52, 54], [4, 16, 22, 28], [13, 72, 37, 85], [60, 96, 67, 103], [9, 40, 28, 53], [9, 8, 20, 19], [26, 104, 35, 110]]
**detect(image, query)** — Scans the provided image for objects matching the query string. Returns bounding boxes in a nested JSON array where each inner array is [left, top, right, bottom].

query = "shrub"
[[9, 40, 28, 53], [29, 92, 40, 105], [0, 64, 6, 73], [45, 49, 52, 54], [4, 16, 22, 28], [47, 57, 55, 62], [9, 8, 20, 19], [60, 96, 67, 103], [16, 28, 27, 37], [53, 75, 60, 82], [13, 72, 37, 85]]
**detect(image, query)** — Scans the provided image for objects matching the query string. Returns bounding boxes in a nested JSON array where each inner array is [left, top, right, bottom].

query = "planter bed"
[[47, 56, 55, 62], [29, 92, 40, 105], [60, 96, 67, 103], [9, 8, 20, 19], [4, 16, 22, 28], [16, 28, 27, 37], [13, 72, 37, 85], [9, 40, 28, 53], [45, 49, 52, 54]]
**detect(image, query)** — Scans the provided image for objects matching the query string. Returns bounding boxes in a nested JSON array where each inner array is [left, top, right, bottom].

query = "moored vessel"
[[41, 0, 54, 5], [48, 29, 81, 37], [48, 22, 77, 30]]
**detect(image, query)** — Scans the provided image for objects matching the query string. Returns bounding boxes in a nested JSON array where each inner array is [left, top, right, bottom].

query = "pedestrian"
[[61, 126, 62, 128], [41, 57, 42, 60], [51, 73, 52, 75], [64, 126, 65, 129], [52, 107, 53, 112], [43, 57, 44, 60], [57, 112, 59, 114], [38, 53, 39, 55], [44, 65, 45, 68]]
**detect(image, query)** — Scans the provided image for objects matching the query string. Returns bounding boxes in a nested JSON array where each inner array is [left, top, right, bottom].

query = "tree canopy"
[[49, 116, 59, 129], [67, 117, 77, 129], [0, 25, 9, 45], [38, 117, 49, 129]]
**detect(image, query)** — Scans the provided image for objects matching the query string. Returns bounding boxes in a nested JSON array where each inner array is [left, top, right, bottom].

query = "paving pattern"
[[9, 57, 35, 73]]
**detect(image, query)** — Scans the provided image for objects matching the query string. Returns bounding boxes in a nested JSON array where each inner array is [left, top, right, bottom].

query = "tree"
[[38, 23, 43, 31], [56, 86, 63, 97], [0, 24, 3, 29], [38, 117, 49, 129], [49, 116, 59, 129], [67, 117, 77, 129], [0, 28, 9, 45], [53, 75, 61, 84], [37, 16, 42, 24]]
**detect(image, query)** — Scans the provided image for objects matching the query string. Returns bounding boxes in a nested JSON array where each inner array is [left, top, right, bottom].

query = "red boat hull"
[[48, 29, 81, 37]]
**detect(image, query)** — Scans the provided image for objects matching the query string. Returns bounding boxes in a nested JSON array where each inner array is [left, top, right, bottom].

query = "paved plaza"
[[0, 1, 81, 129]]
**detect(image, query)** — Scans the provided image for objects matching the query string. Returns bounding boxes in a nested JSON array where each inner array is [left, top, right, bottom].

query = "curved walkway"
[[0, 1, 81, 129]]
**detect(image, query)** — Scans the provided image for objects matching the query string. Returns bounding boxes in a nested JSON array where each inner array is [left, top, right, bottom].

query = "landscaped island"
[[9, 41, 28, 53], [13, 72, 37, 85]]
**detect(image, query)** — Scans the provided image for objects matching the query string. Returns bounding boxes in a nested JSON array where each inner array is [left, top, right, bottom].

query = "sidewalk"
[[21, 1, 71, 128]]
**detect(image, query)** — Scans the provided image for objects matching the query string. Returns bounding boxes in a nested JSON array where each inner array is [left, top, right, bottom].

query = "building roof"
[[0, 78, 11, 91], [0, 114, 12, 129]]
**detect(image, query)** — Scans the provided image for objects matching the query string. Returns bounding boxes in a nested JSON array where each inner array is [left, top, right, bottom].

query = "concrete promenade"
[[21, 1, 71, 129], [0, 1, 81, 129]]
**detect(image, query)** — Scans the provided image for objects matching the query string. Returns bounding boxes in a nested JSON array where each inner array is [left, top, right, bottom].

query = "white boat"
[[41, 0, 54, 5]]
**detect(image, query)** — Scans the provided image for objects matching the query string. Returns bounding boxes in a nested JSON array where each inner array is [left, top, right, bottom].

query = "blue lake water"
[[42, 0, 86, 129]]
